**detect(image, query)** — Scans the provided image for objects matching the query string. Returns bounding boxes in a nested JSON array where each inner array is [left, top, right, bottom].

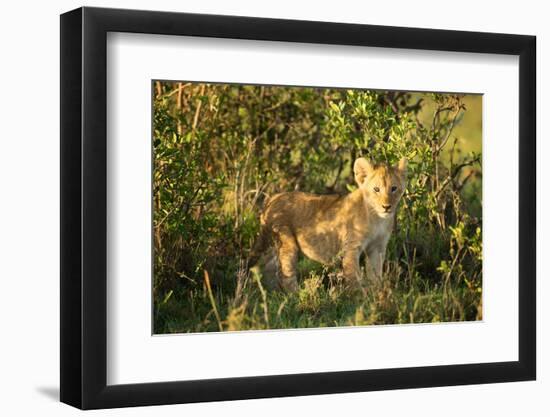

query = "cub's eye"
[[373, 186, 380, 193], [391, 185, 397, 193]]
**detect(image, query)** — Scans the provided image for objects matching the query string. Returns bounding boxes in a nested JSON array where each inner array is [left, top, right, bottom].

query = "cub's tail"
[[248, 224, 271, 268]]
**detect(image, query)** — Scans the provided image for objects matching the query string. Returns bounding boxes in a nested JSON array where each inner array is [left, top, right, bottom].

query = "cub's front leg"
[[342, 248, 363, 289], [366, 240, 389, 283]]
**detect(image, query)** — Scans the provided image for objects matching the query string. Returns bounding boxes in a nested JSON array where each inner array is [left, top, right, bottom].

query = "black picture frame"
[[60, 6, 536, 410]]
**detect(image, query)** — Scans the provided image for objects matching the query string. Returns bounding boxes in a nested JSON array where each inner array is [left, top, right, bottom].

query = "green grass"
[[154, 257, 482, 334]]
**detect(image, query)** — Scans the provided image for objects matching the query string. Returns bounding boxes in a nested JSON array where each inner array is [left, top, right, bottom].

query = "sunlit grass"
[[154, 258, 482, 334]]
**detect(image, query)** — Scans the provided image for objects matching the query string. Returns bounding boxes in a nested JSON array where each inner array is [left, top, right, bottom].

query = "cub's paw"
[[342, 279, 367, 298], [279, 277, 299, 293]]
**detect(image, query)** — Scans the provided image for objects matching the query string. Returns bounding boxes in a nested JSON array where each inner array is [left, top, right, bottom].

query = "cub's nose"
[[382, 204, 392, 212]]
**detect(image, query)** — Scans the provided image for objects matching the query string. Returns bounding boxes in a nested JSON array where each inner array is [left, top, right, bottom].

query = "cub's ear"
[[354, 157, 373, 186], [396, 157, 408, 180]]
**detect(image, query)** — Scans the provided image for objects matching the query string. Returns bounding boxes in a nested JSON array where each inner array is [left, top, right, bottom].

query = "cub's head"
[[354, 157, 407, 218]]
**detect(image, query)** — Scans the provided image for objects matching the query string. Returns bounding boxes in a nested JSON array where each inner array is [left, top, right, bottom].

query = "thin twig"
[[253, 272, 270, 328], [204, 270, 223, 332], [192, 84, 206, 131]]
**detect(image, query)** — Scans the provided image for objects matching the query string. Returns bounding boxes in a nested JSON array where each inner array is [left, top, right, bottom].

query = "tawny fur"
[[249, 157, 407, 292]]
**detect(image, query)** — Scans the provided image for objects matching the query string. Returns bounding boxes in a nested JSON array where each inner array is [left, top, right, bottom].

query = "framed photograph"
[[60, 6, 536, 409]]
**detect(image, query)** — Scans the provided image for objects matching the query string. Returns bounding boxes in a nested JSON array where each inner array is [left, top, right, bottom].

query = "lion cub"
[[249, 157, 407, 292]]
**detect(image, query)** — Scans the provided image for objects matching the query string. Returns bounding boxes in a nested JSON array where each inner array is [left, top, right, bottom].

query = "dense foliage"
[[153, 81, 482, 333]]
